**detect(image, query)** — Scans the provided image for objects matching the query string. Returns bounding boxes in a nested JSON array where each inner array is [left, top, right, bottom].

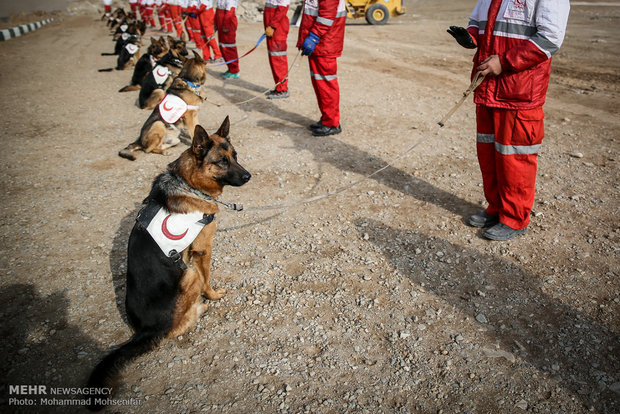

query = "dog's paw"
[[206, 288, 226, 300]]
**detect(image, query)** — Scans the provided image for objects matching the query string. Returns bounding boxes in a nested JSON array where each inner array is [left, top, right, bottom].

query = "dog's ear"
[[167, 35, 175, 46], [192, 50, 204, 63], [215, 116, 230, 140], [192, 125, 214, 159], [150, 37, 156, 45]]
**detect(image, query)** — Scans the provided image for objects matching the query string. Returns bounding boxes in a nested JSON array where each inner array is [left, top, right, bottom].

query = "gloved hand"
[[265, 26, 275, 37], [301, 32, 320, 56], [447, 26, 476, 49]]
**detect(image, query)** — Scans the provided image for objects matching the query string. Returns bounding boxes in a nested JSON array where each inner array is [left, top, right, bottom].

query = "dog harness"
[[158, 94, 200, 124], [125, 43, 140, 55], [152, 64, 171, 85], [137, 200, 215, 259]]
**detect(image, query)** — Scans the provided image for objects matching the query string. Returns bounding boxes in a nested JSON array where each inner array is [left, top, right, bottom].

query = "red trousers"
[[215, 9, 239, 73], [169, 5, 184, 38], [130, 3, 138, 16], [187, 15, 204, 47], [476, 105, 545, 230], [198, 8, 221, 60], [157, 5, 173, 32], [308, 56, 340, 127], [264, 19, 289, 92], [144, 6, 156, 27]]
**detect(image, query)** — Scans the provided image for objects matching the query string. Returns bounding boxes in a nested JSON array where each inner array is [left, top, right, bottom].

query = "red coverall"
[[187, 0, 205, 47], [297, 0, 346, 127], [143, 0, 156, 27], [198, 0, 222, 60], [156, 1, 173, 32], [264, 0, 290, 92], [129, 0, 139, 17], [215, 0, 240, 74], [168, 1, 184, 38], [466, 0, 569, 230]]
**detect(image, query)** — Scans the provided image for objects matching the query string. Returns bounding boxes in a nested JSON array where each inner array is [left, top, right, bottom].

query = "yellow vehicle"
[[346, 0, 405, 25]]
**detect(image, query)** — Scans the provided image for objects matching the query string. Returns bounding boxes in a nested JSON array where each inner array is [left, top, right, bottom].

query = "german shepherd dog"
[[120, 52, 207, 160], [87, 118, 251, 411], [137, 37, 189, 110], [98, 34, 142, 72], [118, 36, 168, 92]]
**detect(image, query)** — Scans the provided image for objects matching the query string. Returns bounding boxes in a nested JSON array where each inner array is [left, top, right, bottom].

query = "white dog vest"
[[158, 94, 200, 124]]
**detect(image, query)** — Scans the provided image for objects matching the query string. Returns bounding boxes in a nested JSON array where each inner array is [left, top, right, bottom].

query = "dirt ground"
[[0, 0, 618, 413]]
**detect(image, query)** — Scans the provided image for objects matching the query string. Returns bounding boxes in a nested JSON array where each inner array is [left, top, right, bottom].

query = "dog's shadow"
[[108, 203, 143, 324]]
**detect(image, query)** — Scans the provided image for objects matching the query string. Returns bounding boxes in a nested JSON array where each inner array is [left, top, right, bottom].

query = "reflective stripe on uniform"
[[310, 71, 337, 81], [476, 133, 494, 143], [317, 16, 333, 26], [220, 42, 236, 47], [530, 33, 560, 57], [269, 50, 287, 56], [495, 142, 541, 155]]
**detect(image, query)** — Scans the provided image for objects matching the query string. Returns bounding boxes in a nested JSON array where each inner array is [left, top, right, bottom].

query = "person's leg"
[[308, 56, 339, 127]]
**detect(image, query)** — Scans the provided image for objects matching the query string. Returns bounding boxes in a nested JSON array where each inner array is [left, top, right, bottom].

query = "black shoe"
[[482, 223, 527, 241], [266, 90, 289, 99], [308, 120, 324, 131], [467, 211, 499, 228], [312, 125, 342, 136]]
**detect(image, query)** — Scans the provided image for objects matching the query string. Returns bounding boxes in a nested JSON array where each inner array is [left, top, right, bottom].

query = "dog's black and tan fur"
[[137, 37, 189, 109], [87, 118, 251, 411], [119, 36, 169, 92], [119, 51, 207, 160], [98, 34, 142, 72]]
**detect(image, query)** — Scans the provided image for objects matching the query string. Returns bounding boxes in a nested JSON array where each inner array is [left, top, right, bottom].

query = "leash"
[[438, 71, 485, 127], [236, 71, 486, 213], [207, 33, 266, 67], [205, 49, 303, 107]]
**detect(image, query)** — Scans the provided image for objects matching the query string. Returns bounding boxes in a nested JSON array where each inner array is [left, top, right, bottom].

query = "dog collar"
[[174, 174, 243, 211], [183, 78, 202, 97]]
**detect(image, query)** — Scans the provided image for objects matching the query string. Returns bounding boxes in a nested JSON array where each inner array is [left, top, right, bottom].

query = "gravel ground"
[[0, 1, 618, 413]]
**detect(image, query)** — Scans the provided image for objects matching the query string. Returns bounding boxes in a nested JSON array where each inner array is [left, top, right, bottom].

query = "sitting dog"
[[98, 34, 142, 72], [137, 37, 188, 109], [119, 36, 168, 92], [119, 51, 207, 160], [87, 119, 251, 411]]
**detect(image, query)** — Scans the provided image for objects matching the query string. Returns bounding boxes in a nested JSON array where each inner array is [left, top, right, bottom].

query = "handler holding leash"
[[216, 0, 241, 79], [449, 0, 569, 241], [264, 0, 290, 99], [297, 0, 346, 136]]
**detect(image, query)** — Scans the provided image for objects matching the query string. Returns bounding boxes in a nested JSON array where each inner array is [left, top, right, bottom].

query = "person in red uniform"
[[186, 0, 205, 48], [449, 0, 570, 240], [129, 0, 139, 17], [168, 0, 185, 39], [215, 0, 240, 79], [198, 0, 222, 62], [102, 0, 112, 14], [297, 0, 346, 136], [263, 0, 290, 99]]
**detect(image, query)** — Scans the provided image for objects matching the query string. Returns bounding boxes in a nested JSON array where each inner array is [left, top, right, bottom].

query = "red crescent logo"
[[162, 101, 174, 111], [161, 215, 188, 240], [157, 68, 167, 76]]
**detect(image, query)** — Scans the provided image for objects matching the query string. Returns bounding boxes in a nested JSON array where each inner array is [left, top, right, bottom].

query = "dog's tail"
[[118, 141, 142, 161], [119, 84, 141, 92], [98, 68, 114, 72], [101, 52, 117, 56], [87, 331, 163, 411]]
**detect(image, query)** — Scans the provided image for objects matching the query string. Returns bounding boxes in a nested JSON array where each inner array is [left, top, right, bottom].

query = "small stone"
[[570, 151, 584, 158], [475, 313, 488, 324], [515, 399, 528, 410]]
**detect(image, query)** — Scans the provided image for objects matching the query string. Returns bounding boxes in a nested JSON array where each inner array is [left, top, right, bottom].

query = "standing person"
[[198, 0, 223, 63], [129, 0, 139, 17], [264, 0, 290, 99], [168, 0, 185, 39], [102, 0, 112, 14], [143, 0, 157, 28], [448, 0, 570, 241], [297, 0, 346, 136], [179, 0, 195, 42], [187, 0, 206, 47], [215, 0, 240, 79]]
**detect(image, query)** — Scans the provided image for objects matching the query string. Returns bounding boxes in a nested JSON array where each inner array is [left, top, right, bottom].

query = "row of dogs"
[[87, 9, 252, 411], [100, 8, 208, 160]]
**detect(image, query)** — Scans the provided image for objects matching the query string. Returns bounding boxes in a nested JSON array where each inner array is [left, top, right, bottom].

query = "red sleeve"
[[467, 26, 479, 47], [311, 0, 339, 38], [500, 42, 549, 73]]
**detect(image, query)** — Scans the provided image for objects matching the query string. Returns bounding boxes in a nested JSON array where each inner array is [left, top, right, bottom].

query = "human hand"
[[447, 26, 476, 49], [301, 32, 320, 56], [477, 55, 503, 76], [265, 26, 275, 37]]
